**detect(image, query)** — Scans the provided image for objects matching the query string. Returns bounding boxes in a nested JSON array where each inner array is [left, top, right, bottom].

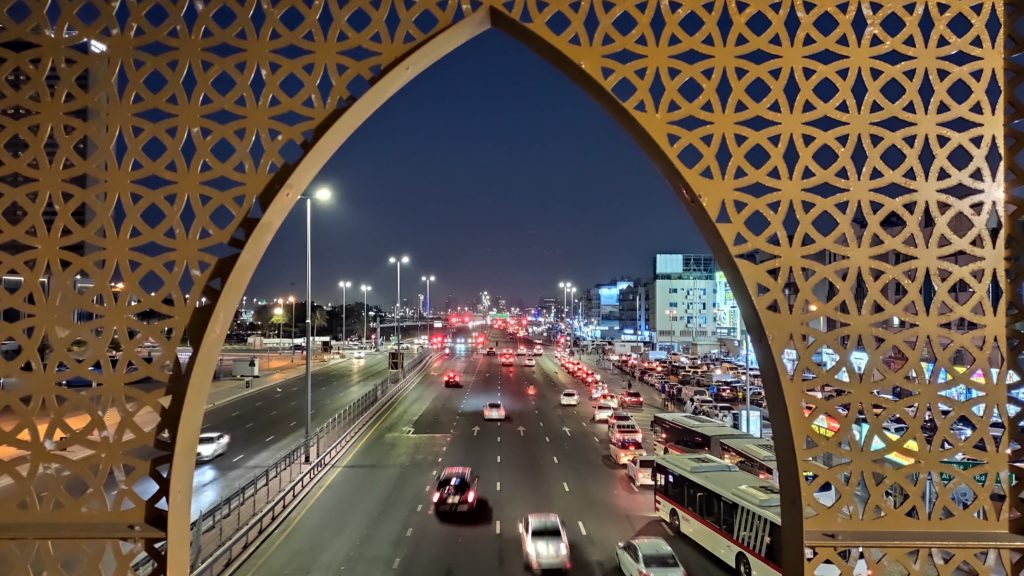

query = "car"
[[620, 390, 643, 408], [616, 537, 686, 576], [516, 347, 527, 356], [351, 350, 366, 359], [589, 384, 609, 400], [500, 354, 514, 367], [519, 513, 571, 573], [560, 390, 579, 406], [626, 455, 656, 487], [610, 421, 642, 443], [486, 346, 496, 356], [484, 401, 506, 420], [609, 438, 647, 465], [593, 402, 614, 422], [196, 432, 230, 462], [523, 356, 536, 367], [597, 392, 620, 409], [607, 411, 634, 430], [533, 345, 543, 356], [431, 467, 479, 514], [444, 371, 462, 387]]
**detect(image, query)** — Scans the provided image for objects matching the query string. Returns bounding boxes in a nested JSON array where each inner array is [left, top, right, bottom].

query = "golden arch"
[[0, 2, 1018, 575]]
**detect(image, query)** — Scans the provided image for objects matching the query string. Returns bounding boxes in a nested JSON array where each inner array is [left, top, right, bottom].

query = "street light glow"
[[313, 187, 331, 201], [389, 255, 410, 264], [339, 280, 351, 288], [273, 306, 283, 315]]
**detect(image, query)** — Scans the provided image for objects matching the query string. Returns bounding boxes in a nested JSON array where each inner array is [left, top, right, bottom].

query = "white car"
[[523, 357, 536, 367], [351, 350, 366, 359], [196, 432, 230, 462], [593, 402, 614, 422], [533, 346, 543, 356], [626, 455, 656, 487], [616, 537, 686, 575], [519, 513, 571, 573], [483, 401, 506, 421], [560, 390, 579, 406], [516, 347, 527, 356]]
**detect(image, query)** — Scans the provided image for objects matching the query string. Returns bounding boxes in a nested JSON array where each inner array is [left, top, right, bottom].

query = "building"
[[617, 281, 650, 341], [646, 254, 719, 354], [580, 279, 633, 339]]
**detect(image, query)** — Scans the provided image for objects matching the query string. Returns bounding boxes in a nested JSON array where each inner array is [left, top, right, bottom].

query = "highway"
[[238, 333, 730, 576]]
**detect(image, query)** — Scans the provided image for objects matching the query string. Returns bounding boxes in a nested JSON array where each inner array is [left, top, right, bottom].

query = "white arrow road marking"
[[563, 427, 572, 437], [472, 426, 480, 436], [517, 426, 525, 436]]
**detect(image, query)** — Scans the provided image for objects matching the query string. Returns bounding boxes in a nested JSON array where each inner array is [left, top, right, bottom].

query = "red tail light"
[[467, 490, 476, 503], [431, 491, 440, 503]]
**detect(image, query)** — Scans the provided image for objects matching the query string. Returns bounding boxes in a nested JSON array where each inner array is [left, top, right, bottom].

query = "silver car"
[[196, 432, 230, 462], [519, 513, 571, 573], [616, 537, 686, 575]]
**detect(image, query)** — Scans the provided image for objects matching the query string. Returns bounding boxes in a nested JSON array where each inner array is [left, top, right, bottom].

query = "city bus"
[[654, 453, 868, 576], [651, 413, 751, 455], [719, 437, 778, 482]]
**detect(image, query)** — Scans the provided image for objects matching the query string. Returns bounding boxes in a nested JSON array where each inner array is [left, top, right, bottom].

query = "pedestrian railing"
[[132, 350, 433, 576]]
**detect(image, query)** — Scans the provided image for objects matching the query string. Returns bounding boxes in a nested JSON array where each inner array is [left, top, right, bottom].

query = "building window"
[[669, 302, 678, 308], [669, 288, 678, 294]]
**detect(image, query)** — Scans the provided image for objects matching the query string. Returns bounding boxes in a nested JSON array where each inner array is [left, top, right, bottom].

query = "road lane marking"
[[245, 422, 253, 428], [496, 481, 501, 492], [231, 411, 240, 416], [497, 436, 501, 443], [406, 528, 413, 537], [594, 436, 599, 443], [545, 436, 550, 443], [392, 558, 400, 569], [437, 457, 442, 462], [290, 421, 296, 426], [270, 410, 277, 416], [563, 482, 570, 492], [552, 456, 558, 464], [539, 421, 544, 427], [578, 521, 587, 536], [495, 520, 501, 534], [254, 401, 262, 406], [232, 454, 244, 462], [662, 523, 673, 536], [425, 485, 431, 492], [265, 436, 274, 442], [417, 504, 423, 512], [496, 455, 501, 463]]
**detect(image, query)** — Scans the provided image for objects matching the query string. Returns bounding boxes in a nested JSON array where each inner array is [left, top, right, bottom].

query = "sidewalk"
[[206, 354, 350, 408]]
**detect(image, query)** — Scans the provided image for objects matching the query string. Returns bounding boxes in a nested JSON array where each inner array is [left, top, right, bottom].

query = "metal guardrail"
[[132, 350, 432, 576]]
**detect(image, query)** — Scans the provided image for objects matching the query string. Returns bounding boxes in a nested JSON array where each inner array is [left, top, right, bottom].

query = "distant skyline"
[[247, 30, 708, 309]]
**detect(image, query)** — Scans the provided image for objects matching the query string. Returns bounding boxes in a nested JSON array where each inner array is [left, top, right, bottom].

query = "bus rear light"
[[431, 491, 440, 503], [467, 490, 476, 503]]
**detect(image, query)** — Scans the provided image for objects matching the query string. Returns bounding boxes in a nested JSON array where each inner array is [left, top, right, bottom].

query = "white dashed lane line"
[[578, 521, 587, 536], [496, 481, 501, 492], [495, 520, 501, 534], [393, 558, 401, 569], [232, 454, 244, 462], [406, 528, 413, 537], [563, 482, 570, 492], [552, 456, 559, 464], [265, 436, 274, 442], [496, 455, 501, 463], [245, 422, 253, 428]]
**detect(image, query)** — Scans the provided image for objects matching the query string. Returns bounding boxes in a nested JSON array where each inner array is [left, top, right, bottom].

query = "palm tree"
[[312, 308, 327, 339]]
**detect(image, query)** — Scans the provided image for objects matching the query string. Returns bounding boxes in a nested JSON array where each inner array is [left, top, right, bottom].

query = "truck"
[[640, 350, 667, 363], [612, 340, 644, 356]]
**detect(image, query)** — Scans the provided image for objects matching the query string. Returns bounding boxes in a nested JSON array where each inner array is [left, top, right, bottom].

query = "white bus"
[[718, 437, 778, 483], [654, 453, 867, 576], [651, 413, 751, 455]]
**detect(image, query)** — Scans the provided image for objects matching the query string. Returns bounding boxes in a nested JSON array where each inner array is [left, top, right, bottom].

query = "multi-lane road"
[[237, 333, 730, 575]]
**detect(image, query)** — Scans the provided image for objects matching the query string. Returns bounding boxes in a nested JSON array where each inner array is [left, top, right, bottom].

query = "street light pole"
[[361, 285, 372, 345], [301, 187, 331, 464], [289, 295, 296, 357], [422, 275, 434, 340], [389, 255, 409, 344], [339, 281, 351, 343]]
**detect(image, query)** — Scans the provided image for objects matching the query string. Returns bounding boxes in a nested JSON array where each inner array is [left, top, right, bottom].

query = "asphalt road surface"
[[238, 334, 730, 576]]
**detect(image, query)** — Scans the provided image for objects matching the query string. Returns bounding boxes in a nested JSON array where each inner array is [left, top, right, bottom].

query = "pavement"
[[237, 332, 731, 576]]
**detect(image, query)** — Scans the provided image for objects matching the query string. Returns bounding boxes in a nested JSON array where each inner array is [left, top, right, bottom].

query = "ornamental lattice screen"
[[0, 2, 1020, 575]]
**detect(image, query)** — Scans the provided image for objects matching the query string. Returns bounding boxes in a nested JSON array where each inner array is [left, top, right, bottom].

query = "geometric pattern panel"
[[0, 1, 1014, 574]]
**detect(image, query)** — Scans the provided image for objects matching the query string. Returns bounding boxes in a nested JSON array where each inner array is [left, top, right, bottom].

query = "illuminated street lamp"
[[360, 285, 372, 344], [299, 186, 331, 463], [288, 295, 296, 357], [338, 281, 351, 343], [559, 282, 573, 321], [389, 255, 410, 344], [274, 303, 284, 352], [422, 275, 435, 339]]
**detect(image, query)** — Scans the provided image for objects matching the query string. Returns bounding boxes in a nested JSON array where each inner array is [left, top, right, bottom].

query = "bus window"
[[764, 521, 783, 566], [720, 499, 737, 537]]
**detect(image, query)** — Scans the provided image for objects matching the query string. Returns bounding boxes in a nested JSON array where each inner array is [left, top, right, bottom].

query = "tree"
[[312, 307, 327, 339]]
